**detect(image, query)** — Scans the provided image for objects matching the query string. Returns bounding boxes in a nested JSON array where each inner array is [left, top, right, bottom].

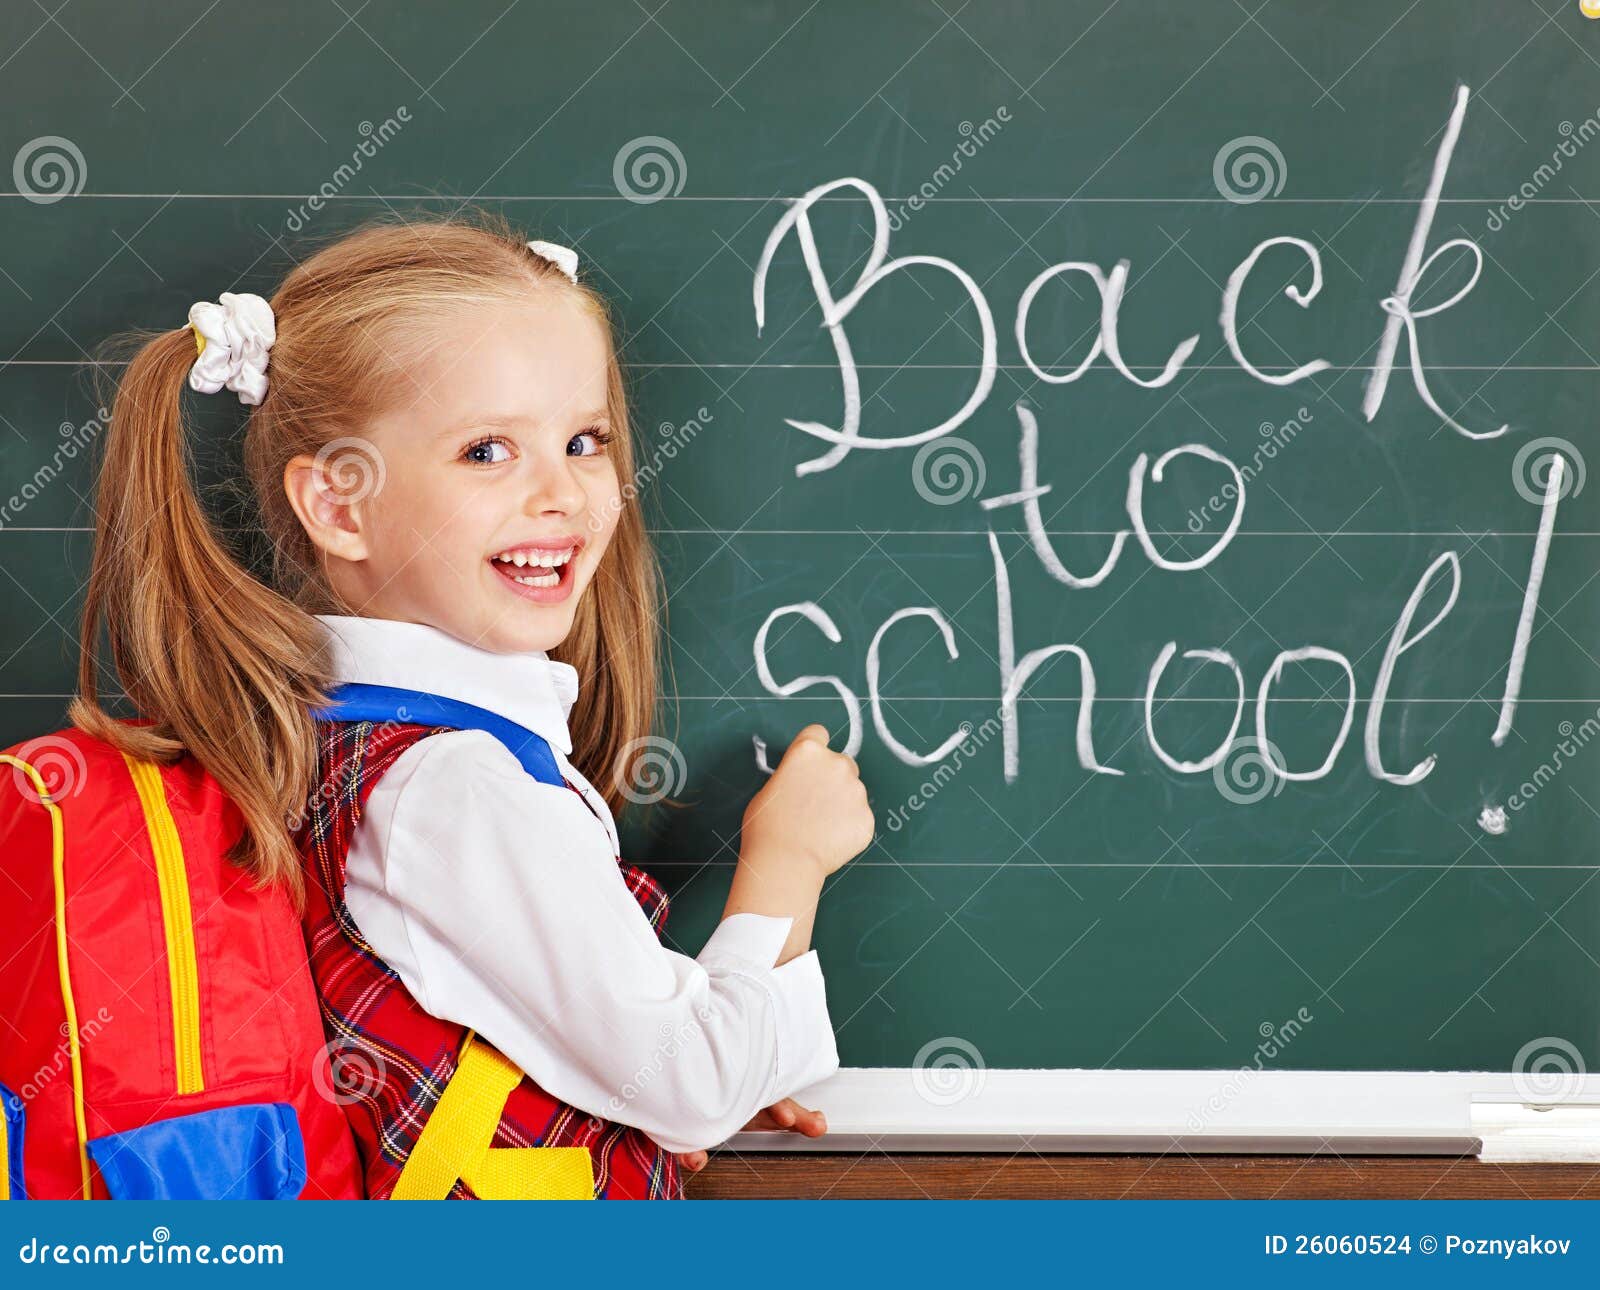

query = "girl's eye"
[[462, 435, 513, 465], [567, 427, 614, 458]]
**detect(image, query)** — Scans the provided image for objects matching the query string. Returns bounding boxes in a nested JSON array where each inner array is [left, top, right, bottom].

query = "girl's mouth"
[[488, 544, 580, 605]]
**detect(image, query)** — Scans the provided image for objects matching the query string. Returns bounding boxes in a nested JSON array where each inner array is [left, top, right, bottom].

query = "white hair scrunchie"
[[526, 239, 579, 284], [188, 291, 276, 406]]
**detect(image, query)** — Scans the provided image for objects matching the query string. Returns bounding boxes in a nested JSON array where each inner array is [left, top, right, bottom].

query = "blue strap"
[[1, 1082, 25, 1200], [310, 682, 565, 787]]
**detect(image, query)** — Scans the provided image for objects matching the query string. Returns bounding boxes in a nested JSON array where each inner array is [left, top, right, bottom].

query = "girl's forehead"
[[403, 295, 612, 428]]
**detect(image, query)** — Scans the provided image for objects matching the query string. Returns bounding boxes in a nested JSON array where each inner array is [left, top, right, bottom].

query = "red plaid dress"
[[296, 717, 684, 1200]]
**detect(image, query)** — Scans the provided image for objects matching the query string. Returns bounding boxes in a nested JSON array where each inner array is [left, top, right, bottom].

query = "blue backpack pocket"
[[86, 1102, 306, 1200]]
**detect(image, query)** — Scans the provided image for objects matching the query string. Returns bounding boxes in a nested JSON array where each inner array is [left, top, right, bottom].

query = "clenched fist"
[[742, 724, 874, 876]]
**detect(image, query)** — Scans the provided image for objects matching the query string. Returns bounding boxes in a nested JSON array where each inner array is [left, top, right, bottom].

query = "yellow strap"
[[390, 1034, 594, 1200], [0, 755, 90, 1199], [465, 1147, 594, 1201], [0, 1100, 9, 1200]]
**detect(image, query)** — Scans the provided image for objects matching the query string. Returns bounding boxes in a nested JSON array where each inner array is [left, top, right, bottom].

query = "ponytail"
[[69, 326, 330, 902]]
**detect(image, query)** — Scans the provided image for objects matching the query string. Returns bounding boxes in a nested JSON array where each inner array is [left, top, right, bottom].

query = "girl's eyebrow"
[[437, 413, 520, 439], [436, 409, 609, 438]]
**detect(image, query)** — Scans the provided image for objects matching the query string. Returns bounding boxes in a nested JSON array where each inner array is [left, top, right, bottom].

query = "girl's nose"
[[526, 457, 589, 516]]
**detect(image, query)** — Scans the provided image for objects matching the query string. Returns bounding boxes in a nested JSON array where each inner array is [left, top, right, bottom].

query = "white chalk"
[[1493, 453, 1564, 746]]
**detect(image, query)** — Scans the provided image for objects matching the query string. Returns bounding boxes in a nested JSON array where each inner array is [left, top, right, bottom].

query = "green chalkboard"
[[2, 0, 1598, 1076]]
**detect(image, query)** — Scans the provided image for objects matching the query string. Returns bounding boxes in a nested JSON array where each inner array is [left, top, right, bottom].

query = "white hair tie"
[[526, 240, 579, 284], [187, 291, 275, 406]]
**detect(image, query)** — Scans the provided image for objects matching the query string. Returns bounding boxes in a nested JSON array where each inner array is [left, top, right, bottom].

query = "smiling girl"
[[69, 213, 874, 1199]]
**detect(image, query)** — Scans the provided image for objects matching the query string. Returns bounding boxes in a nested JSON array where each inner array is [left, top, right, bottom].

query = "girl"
[[69, 212, 875, 1199]]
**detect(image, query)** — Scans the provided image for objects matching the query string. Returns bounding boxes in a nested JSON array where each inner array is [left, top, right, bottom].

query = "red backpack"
[[0, 725, 364, 1200]]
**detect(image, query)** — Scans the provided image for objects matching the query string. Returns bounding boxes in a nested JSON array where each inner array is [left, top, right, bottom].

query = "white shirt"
[[315, 614, 840, 1155]]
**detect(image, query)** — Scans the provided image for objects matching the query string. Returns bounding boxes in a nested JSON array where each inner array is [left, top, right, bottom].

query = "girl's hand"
[[742, 1096, 827, 1137], [742, 725, 874, 877], [673, 1098, 828, 1175]]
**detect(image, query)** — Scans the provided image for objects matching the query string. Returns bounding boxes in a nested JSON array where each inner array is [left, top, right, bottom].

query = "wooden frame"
[[689, 1153, 1600, 1199]]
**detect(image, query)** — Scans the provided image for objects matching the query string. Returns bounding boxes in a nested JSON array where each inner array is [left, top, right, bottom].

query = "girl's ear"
[[283, 451, 372, 563]]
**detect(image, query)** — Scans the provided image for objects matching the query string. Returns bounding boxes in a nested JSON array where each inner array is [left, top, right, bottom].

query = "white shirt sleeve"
[[342, 729, 840, 1155]]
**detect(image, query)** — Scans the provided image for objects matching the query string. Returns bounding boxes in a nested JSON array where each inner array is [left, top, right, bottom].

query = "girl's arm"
[[343, 728, 864, 1156], [720, 724, 874, 965]]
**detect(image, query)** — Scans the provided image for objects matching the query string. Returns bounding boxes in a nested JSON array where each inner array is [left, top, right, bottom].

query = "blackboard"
[[2, 0, 1598, 1081]]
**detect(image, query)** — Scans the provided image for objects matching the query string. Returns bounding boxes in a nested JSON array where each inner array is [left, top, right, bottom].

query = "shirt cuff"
[[766, 948, 841, 1095], [698, 913, 841, 1102], [697, 911, 794, 971]]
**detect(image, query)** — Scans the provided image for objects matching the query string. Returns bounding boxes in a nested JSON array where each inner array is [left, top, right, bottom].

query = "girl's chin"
[[467, 611, 577, 656]]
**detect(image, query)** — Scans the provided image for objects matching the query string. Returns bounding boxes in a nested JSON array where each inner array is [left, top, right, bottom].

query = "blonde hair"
[[70, 211, 663, 902]]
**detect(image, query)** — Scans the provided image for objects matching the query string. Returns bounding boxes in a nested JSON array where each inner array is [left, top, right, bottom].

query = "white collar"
[[313, 614, 580, 757]]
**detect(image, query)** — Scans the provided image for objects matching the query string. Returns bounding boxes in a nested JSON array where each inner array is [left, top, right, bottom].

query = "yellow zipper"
[[123, 755, 205, 1095]]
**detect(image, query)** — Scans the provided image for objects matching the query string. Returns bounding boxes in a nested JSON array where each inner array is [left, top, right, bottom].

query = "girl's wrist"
[[735, 840, 829, 888]]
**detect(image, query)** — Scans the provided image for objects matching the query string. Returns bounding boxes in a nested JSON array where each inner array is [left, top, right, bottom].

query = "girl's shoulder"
[[359, 725, 620, 851], [366, 724, 561, 793]]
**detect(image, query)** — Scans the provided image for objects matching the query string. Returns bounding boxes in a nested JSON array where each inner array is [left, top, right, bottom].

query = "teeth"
[[491, 546, 574, 589], [492, 546, 575, 569]]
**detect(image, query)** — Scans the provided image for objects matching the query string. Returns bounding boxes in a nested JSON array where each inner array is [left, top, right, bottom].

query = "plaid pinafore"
[[296, 716, 684, 1200]]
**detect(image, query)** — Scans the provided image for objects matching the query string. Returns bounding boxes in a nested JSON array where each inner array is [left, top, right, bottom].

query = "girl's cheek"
[[591, 480, 624, 540]]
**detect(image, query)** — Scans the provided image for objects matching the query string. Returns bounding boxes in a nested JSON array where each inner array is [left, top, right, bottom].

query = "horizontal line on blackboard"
[[651, 363, 1600, 372], [0, 194, 1590, 205], [3, 694, 1586, 705], [5, 360, 1600, 373], [646, 530, 1600, 538], [645, 861, 1600, 869], [668, 696, 1590, 703], [5, 529, 1596, 538]]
